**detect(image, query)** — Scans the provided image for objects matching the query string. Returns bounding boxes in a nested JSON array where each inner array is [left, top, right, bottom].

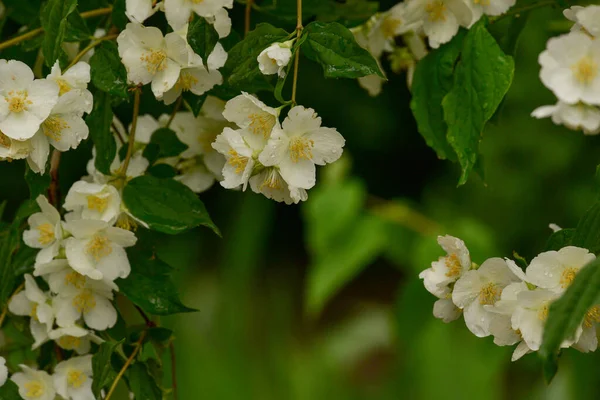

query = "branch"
[[48, 151, 62, 207], [66, 33, 119, 70], [104, 331, 147, 400], [291, 0, 303, 104], [245, 0, 254, 36], [118, 87, 142, 178], [165, 96, 183, 128]]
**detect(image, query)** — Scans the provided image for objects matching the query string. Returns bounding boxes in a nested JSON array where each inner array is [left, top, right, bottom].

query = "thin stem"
[[104, 331, 146, 400], [118, 87, 142, 177], [291, 0, 303, 104], [66, 34, 118, 70], [0, 283, 25, 329], [492, 0, 555, 23], [170, 342, 178, 400], [134, 305, 156, 328], [0, 7, 112, 52], [48, 151, 62, 207], [166, 96, 183, 128], [245, 0, 254, 36]]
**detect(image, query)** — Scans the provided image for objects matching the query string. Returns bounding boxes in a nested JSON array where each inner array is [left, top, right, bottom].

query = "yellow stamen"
[[572, 56, 598, 84], [0, 131, 10, 148], [57, 335, 82, 350], [141, 49, 168, 74], [175, 71, 199, 92], [445, 253, 462, 278], [30, 303, 39, 321], [24, 381, 44, 398], [425, 1, 447, 22], [473, 0, 490, 5], [86, 235, 112, 261], [538, 303, 550, 321], [479, 283, 500, 305], [37, 223, 55, 245], [67, 369, 87, 388], [381, 18, 401, 38], [248, 113, 276, 137], [6, 90, 32, 113], [260, 169, 283, 191], [227, 149, 248, 174], [190, 0, 204, 3], [560, 267, 578, 289], [42, 116, 69, 142], [289, 137, 314, 162], [72, 289, 96, 313], [64, 272, 86, 289], [584, 305, 600, 328], [87, 195, 109, 213], [55, 78, 72, 96]]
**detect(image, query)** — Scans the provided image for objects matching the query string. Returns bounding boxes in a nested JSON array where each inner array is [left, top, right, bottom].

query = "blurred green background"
[[3, 1, 600, 399]]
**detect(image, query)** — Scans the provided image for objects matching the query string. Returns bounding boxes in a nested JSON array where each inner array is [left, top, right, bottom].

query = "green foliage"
[[92, 339, 124, 397], [24, 164, 50, 199], [187, 15, 220, 67], [40, 0, 78, 67], [86, 91, 117, 175], [128, 363, 163, 400], [143, 128, 188, 163], [0, 380, 21, 399], [572, 202, 600, 254], [443, 21, 515, 184], [302, 21, 384, 79], [183, 92, 207, 117], [90, 41, 130, 99], [123, 176, 219, 235], [3, 0, 42, 25], [545, 228, 575, 251], [65, 10, 91, 42]]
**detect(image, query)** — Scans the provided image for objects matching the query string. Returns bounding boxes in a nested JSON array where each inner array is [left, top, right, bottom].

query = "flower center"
[[67, 369, 87, 388], [141, 49, 168, 74], [24, 381, 44, 398], [425, 1, 447, 22], [260, 169, 283, 190], [175, 71, 199, 92], [560, 267, 578, 288], [445, 253, 462, 277], [55, 78, 72, 96], [0, 131, 10, 148], [64, 272, 86, 289], [57, 335, 82, 350], [572, 56, 598, 84], [87, 194, 109, 213], [248, 113, 276, 137], [473, 0, 491, 5], [479, 283, 500, 305], [381, 17, 401, 38], [289, 137, 314, 162], [86, 235, 112, 261], [227, 149, 249, 174], [190, 0, 204, 3], [538, 303, 550, 321], [42, 116, 69, 142], [30, 303, 39, 321], [72, 289, 96, 313], [36, 223, 55, 245], [584, 305, 600, 328], [6, 90, 32, 113]]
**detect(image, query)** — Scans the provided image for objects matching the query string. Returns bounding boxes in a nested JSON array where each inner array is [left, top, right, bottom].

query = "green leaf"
[[112, 0, 128, 30], [128, 363, 162, 400], [572, 202, 600, 253], [223, 23, 289, 92], [0, 380, 22, 399], [147, 164, 178, 179], [410, 31, 465, 161], [545, 228, 575, 251], [86, 91, 116, 175], [24, 163, 50, 199], [145, 128, 188, 161], [489, 13, 529, 57], [65, 10, 91, 42], [90, 41, 129, 99], [119, 247, 196, 315], [302, 21, 384, 79], [187, 15, 219, 67], [92, 339, 124, 397], [3, 0, 42, 25], [40, 0, 78, 67], [182, 92, 207, 117], [123, 176, 219, 235], [442, 21, 514, 185], [540, 257, 600, 382]]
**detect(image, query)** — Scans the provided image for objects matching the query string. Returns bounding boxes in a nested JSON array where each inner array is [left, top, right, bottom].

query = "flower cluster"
[[420, 235, 600, 361], [532, 5, 600, 135], [257, 40, 295, 78], [210, 93, 345, 204], [0, 60, 92, 174]]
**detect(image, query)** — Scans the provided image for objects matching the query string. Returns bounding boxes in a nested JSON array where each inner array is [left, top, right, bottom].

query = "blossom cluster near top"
[[532, 5, 600, 135], [420, 235, 600, 361]]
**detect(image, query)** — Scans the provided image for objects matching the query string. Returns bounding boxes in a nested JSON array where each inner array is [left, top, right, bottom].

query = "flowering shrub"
[[0, 0, 598, 398]]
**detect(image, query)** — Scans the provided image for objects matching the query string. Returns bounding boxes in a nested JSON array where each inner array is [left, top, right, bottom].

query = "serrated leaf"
[[302, 21, 384, 79], [90, 41, 129, 99], [410, 31, 465, 161], [123, 176, 219, 235], [86, 91, 116, 175], [40, 0, 78, 67], [145, 128, 188, 161], [545, 228, 575, 251], [540, 257, 600, 382], [571, 202, 600, 253], [222, 23, 289, 92], [119, 247, 196, 315], [442, 21, 514, 185], [24, 163, 50, 199], [92, 339, 124, 397], [187, 15, 219, 67], [128, 363, 162, 400]]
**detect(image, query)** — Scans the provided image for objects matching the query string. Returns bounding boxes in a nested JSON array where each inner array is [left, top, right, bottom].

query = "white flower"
[[222, 92, 280, 146], [468, 0, 515, 19], [452, 258, 523, 337], [8, 275, 54, 348], [134, 114, 161, 144], [46, 61, 93, 113], [164, 0, 233, 31], [249, 167, 307, 204], [212, 127, 260, 189], [0, 129, 32, 160], [0, 60, 59, 140], [0, 357, 7, 387], [64, 181, 121, 224], [126, 0, 162, 23], [87, 148, 149, 184], [258, 41, 293, 78], [419, 235, 471, 298], [525, 246, 595, 293], [53, 356, 94, 400], [11, 365, 55, 400], [539, 31, 600, 105], [23, 195, 63, 265], [259, 106, 345, 190], [209, 7, 232, 38], [64, 219, 136, 282], [532, 101, 600, 135], [573, 305, 600, 353], [405, 0, 474, 48], [117, 23, 189, 98], [175, 161, 218, 193], [49, 325, 102, 355], [432, 298, 461, 323], [564, 5, 600, 38], [484, 281, 528, 347]]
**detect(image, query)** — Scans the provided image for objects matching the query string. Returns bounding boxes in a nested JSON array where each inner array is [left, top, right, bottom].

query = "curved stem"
[[104, 331, 146, 400], [291, 0, 303, 104], [48, 151, 62, 207], [0, 7, 113, 52], [166, 96, 183, 128], [118, 87, 142, 177], [66, 33, 119, 70], [245, 0, 254, 36]]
